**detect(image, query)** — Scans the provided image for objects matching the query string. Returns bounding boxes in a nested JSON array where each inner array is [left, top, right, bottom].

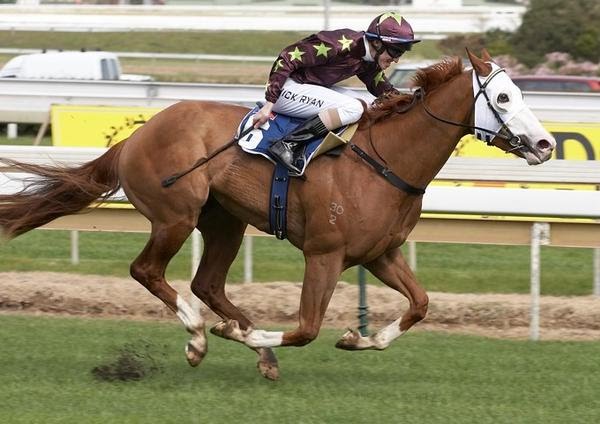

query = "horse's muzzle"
[[522, 135, 556, 165]]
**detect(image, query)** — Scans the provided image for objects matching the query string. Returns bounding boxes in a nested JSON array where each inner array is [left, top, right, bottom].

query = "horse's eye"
[[497, 93, 510, 104]]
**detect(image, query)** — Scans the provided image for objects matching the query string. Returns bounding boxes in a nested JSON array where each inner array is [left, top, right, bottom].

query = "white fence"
[[1, 79, 599, 124], [2, 145, 599, 216], [0, 4, 525, 34]]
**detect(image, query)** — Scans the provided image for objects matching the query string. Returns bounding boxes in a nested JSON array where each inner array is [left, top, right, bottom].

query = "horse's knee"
[[191, 284, 209, 303], [191, 283, 223, 308], [413, 293, 429, 322], [130, 261, 146, 284], [130, 262, 161, 294]]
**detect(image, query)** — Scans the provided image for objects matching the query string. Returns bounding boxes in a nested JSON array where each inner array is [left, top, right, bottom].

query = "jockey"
[[253, 12, 420, 174]]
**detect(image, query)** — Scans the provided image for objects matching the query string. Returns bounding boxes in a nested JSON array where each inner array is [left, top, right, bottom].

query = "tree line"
[[439, 0, 600, 68]]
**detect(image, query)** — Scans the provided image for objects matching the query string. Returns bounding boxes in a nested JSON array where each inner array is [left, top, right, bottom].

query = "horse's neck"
[[376, 71, 473, 188]]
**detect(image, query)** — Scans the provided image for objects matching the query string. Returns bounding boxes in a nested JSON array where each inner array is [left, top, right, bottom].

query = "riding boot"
[[268, 115, 329, 174]]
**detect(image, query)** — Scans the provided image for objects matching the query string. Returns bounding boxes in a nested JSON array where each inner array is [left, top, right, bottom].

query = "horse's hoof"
[[255, 347, 279, 380], [335, 329, 362, 351], [185, 342, 206, 367], [210, 319, 245, 343], [257, 360, 280, 381], [210, 320, 227, 338]]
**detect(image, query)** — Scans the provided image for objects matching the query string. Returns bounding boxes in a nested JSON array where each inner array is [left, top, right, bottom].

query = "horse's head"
[[467, 49, 556, 165]]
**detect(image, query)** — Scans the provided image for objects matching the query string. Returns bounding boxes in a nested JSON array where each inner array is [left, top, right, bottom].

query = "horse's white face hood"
[[472, 63, 556, 165]]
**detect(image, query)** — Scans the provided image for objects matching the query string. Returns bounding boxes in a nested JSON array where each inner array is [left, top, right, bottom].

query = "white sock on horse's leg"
[[176, 295, 207, 362], [337, 318, 404, 351], [370, 318, 405, 349], [245, 329, 284, 348], [176, 295, 205, 331]]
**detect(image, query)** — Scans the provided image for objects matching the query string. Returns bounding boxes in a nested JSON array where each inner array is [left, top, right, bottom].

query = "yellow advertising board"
[[52, 105, 600, 162], [454, 122, 600, 161], [51, 105, 162, 147]]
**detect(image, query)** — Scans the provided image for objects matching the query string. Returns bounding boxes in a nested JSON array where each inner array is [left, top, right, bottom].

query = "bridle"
[[418, 65, 526, 153], [351, 63, 528, 196]]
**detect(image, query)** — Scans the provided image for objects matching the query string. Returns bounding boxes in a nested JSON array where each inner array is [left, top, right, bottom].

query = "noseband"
[[418, 66, 526, 152]]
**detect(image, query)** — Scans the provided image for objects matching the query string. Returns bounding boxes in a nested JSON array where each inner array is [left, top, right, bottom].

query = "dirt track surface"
[[2, 272, 600, 341]]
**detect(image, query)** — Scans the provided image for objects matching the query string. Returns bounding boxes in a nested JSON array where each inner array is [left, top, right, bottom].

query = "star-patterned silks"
[[273, 59, 284, 72], [313, 42, 331, 58], [264, 28, 395, 104], [378, 11, 403, 25], [337, 35, 353, 51], [288, 47, 305, 62]]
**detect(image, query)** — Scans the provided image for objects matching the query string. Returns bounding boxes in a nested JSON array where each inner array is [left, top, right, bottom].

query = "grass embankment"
[[0, 230, 595, 296], [1, 315, 599, 424], [0, 30, 441, 83]]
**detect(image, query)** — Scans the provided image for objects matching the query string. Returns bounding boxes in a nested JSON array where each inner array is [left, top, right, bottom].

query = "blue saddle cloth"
[[236, 105, 345, 176]]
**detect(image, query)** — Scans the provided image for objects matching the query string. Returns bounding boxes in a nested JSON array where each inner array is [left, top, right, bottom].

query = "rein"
[[350, 143, 426, 195]]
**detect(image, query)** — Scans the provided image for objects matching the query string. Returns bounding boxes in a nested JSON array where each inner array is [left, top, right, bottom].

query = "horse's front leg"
[[212, 251, 344, 348], [336, 247, 429, 351]]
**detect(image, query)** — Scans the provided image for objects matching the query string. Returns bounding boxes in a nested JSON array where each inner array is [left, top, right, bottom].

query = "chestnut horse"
[[0, 51, 555, 380]]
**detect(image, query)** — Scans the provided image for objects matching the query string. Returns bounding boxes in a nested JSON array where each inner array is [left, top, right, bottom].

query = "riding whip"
[[161, 124, 255, 188]]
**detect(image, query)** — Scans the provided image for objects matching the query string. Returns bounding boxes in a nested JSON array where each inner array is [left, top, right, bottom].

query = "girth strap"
[[269, 163, 292, 240], [350, 144, 426, 195]]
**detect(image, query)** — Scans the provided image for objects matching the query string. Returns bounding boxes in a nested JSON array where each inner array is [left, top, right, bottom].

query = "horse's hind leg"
[[192, 199, 279, 380], [130, 220, 207, 366], [336, 248, 429, 350]]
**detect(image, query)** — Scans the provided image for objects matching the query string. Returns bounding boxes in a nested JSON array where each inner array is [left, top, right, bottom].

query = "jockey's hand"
[[253, 102, 274, 128]]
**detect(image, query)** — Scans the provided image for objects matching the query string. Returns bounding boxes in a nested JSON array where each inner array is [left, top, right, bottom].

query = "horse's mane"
[[362, 57, 464, 124]]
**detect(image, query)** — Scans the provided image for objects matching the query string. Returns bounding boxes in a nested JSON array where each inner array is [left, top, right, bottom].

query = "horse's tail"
[[0, 142, 125, 239]]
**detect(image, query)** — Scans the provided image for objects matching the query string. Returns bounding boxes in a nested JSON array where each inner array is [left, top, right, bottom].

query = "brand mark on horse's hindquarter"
[[328, 202, 344, 224]]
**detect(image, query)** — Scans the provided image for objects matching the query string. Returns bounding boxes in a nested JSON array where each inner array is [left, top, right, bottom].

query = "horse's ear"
[[466, 47, 492, 76]]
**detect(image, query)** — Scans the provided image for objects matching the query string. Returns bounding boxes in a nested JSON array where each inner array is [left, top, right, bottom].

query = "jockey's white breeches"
[[270, 79, 376, 126]]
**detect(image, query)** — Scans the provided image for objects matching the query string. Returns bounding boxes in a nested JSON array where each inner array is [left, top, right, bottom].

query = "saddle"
[[236, 106, 357, 239], [236, 105, 357, 176]]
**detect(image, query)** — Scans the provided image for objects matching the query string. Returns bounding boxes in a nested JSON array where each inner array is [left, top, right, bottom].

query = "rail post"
[[530, 222, 550, 341], [70, 230, 79, 265], [244, 235, 253, 283], [357, 265, 369, 336], [408, 240, 417, 271], [593, 248, 600, 297], [190, 229, 203, 311]]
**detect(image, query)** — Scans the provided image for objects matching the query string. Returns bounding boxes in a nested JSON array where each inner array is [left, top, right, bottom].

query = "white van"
[[0, 51, 153, 82]]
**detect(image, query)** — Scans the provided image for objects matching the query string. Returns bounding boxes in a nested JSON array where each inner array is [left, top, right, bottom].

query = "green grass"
[[0, 314, 599, 423], [0, 30, 441, 59], [0, 230, 595, 296], [0, 135, 51, 146]]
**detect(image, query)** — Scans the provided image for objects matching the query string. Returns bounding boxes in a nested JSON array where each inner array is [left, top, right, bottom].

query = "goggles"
[[384, 43, 408, 59]]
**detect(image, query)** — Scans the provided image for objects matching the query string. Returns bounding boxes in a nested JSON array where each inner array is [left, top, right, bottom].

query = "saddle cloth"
[[236, 105, 357, 176]]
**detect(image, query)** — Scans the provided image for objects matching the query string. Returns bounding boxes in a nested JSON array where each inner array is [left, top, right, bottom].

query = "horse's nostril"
[[537, 139, 552, 151]]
